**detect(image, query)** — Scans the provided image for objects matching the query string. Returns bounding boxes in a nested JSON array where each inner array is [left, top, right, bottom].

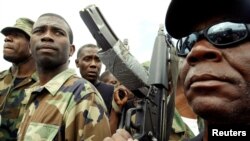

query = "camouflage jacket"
[[169, 108, 204, 141], [17, 68, 111, 141], [0, 68, 37, 141]]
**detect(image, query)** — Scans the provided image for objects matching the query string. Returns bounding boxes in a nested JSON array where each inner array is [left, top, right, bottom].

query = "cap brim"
[[1, 27, 30, 37], [165, 0, 247, 39]]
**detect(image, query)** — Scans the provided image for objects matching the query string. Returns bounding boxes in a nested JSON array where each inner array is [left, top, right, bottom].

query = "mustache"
[[3, 43, 14, 49], [36, 44, 58, 50], [185, 74, 240, 89]]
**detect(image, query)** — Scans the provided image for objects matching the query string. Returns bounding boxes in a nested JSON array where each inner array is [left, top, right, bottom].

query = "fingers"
[[103, 129, 134, 141], [103, 137, 113, 141], [119, 93, 128, 104], [116, 129, 133, 139], [114, 89, 128, 106]]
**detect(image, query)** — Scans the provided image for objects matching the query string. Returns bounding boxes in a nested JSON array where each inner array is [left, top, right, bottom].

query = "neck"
[[92, 79, 100, 86], [37, 63, 68, 85], [11, 57, 36, 78]]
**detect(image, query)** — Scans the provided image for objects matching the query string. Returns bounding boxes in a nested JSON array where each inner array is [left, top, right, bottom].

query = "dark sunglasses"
[[176, 22, 250, 57]]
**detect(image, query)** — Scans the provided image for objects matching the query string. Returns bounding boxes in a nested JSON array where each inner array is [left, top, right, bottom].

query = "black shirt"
[[94, 82, 114, 114]]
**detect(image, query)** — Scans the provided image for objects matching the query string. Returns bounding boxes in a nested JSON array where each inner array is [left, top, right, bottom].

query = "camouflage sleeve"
[[64, 90, 111, 141]]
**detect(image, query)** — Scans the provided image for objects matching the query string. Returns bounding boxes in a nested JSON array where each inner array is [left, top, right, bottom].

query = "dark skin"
[[3, 31, 35, 77], [180, 18, 250, 141], [103, 75, 198, 141], [100, 72, 132, 134], [75, 47, 125, 134], [104, 17, 250, 141], [175, 75, 197, 119], [75, 47, 101, 85], [31, 15, 75, 85]]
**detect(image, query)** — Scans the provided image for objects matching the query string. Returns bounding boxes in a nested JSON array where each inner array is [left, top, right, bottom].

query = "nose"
[[90, 59, 98, 67], [41, 31, 54, 42], [4, 36, 12, 42], [186, 40, 223, 66]]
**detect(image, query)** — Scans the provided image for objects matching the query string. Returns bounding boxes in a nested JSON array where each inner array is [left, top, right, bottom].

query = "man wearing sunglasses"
[[166, 0, 250, 140], [104, 0, 250, 140]]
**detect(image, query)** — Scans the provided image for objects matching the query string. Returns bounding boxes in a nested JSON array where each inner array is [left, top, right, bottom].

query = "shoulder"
[[0, 69, 9, 79], [64, 75, 98, 96], [95, 82, 114, 94], [64, 77, 109, 121], [64, 76, 107, 108]]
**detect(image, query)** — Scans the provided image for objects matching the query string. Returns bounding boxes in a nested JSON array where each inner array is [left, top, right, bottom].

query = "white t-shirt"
[[181, 116, 199, 136]]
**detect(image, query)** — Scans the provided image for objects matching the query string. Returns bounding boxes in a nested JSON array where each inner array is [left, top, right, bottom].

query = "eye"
[[32, 28, 44, 34], [112, 80, 118, 85], [83, 56, 91, 61], [55, 30, 65, 36], [95, 57, 101, 62]]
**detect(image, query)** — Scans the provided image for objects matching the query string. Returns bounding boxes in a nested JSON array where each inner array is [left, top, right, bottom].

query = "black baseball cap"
[[165, 0, 250, 39]]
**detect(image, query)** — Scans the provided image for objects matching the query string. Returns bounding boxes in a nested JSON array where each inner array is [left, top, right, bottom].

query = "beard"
[[4, 54, 31, 64], [35, 55, 69, 71], [195, 82, 250, 125]]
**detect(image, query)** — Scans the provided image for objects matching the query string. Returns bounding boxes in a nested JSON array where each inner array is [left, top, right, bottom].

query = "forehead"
[[107, 74, 117, 81], [194, 16, 232, 31], [80, 47, 99, 56], [33, 16, 69, 31]]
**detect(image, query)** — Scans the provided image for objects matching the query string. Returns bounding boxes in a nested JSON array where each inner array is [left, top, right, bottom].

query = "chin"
[[192, 98, 250, 124]]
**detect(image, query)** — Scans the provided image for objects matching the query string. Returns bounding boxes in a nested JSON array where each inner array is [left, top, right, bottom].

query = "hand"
[[103, 129, 138, 141], [114, 85, 129, 108]]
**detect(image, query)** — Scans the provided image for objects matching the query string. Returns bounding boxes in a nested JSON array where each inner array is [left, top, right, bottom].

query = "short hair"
[[99, 70, 112, 82], [38, 13, 73, 44], [76, 43, 100, 58]]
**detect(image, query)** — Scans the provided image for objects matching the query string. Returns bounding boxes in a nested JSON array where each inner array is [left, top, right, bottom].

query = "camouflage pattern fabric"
[[17, 69, 111, 141], [169, 108, 204, 141], [0, 68, 37, 141]]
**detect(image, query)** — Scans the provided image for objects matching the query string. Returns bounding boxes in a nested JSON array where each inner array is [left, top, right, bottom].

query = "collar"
[[172, 108, 188, 133], [42, 68, 76, 96], [26, 68, 76, 97]]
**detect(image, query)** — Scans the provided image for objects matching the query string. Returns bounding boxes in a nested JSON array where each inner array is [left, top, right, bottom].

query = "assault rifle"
[[124, 25, 175, 141], [79, 5, 177, 141]]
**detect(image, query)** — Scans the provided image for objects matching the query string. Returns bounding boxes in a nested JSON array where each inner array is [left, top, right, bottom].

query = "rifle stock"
[[79, 4, 118, 51], [80, 4, 149, 91]]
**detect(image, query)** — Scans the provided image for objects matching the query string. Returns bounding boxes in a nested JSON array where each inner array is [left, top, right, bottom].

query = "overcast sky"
[[0, 0, 170, 73]]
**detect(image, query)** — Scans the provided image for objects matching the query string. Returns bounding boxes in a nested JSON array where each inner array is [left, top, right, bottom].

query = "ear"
[[69, 44, 75, 57], [75, 59, 79, 68]]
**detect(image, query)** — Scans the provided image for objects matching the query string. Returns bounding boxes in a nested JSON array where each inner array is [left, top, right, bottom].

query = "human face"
[[180, 19, 250, 124], [75, 47, 102, 84], [30, 15, 74, 70], [3, 31, 31, 64], [103, 73, 119, 86]]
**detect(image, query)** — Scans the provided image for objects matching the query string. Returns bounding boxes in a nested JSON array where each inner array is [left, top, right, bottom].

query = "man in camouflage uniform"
[[75, 44, 132, 134], [0, 17, 36, 140], [17, 13, 111, 141]]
